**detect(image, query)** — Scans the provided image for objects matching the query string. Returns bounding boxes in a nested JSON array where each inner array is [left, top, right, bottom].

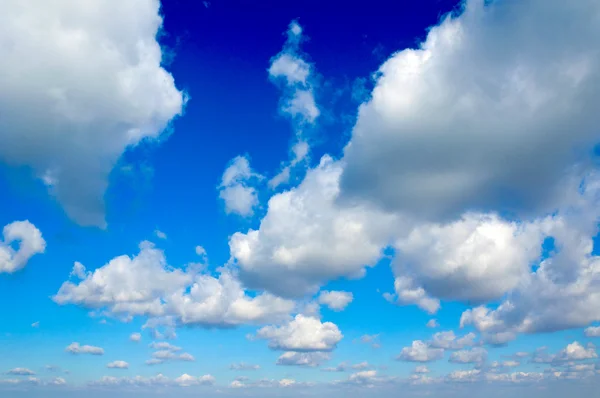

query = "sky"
[[1, 0, 600, 396]]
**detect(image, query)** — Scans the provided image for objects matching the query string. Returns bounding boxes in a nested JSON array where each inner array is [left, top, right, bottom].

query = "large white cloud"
[[230, 156, 396, 297], [0, 220, 45, 274], [255, 314, 342, 352], [340, 0, 600, 223], [0, 0, 185, 226], [53, 242, 295, 327]]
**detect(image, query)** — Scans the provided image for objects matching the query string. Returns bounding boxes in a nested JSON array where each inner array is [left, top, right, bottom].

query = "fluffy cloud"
[[0, 221, 45, 274], [231, 156, 396, 297], [218, 156, 262, 217], [426, 319, 439, 329], [0, 0, 185, 226], [65, 342, 104, 355], [392, 213, 546, 304], [340, 0, 600, 224], [448, 347, 488, 364], [256, 314, 342, 352], [268, 21, 319, 189], [107, 361, 129, 369], [6, 368, 35, 376], [129, 333, 142, 342], [428, 330, 477, 350], [530, 342, 597, 364], [397, 341, 444, 363], [53, 241, 295, 327], [276, 351, 330, 367], [584, 326, 600, 337], [317, 290, 353, 311]]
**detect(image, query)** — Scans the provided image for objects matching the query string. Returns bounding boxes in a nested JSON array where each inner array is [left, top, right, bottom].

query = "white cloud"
[[339, 0, 600, 224], [268, 21, 319, 189], [397, 340, 444, 363], [446, 369, 481, 383], [231, 156, 396, 297], [229, 363, 260, 371], [53, 241, 294, 328], [218, 156, 262, 217], [65, 342, 104, 355], [0, 0, 185, 226], [154, 230, 167, 240], [449, 347, 487, 364], [414, 366, 430, 374], [276, 351, 330, 367], [426, 319, 439, 328], [530, 342, 597, 364], [0, 221, 46, 274], [129, 333, 141, 342], [318, 290, 353, 311], [89, 373, 214, 388], [429, 330, 477, 350], [107, 361, 129, 369], [392, 213, 546, 304], [385, 276, 440, 314], [31, 321, 39, 328], [6, 368, 35, 376], [584, 326, 600, 337], [149, 341, 180, 351], [337, 370, 396, 387], [256, 314, 342, 352]]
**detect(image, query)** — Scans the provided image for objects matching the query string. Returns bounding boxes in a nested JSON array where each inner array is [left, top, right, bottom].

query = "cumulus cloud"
[[397, 340, 444, 363], [276, 351, 330, 367], [218, 156, 262, 217], [65, 342, 104, 355], [318, 290, 353, 311], [0, 0, 185, 226], [129, 333, 142, 342], [268, 21, 319, 189], [53, 241, 295, 328], [340, 0, 600, 224], [107, 361, 129, 369], [231, 156, 396, 297], [448, 347, 488, 364], [584, 326, 600, 337], [256, 314, 342, 352], [530, 342, 597, 365], [426, 319, 439, 328], [0, 221, 46, 274], [428, 330, 478, 350]]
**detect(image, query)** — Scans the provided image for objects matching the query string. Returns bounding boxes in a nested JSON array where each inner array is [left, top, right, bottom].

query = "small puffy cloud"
[[426, 319, 439, 328], [231, 156, 396, 298], [65, 342, 104, 355], [229, 363, 260, 371], [554, 342, 597, 362], [6, 368, 35, 376], [256, 314, 343, 352], [174, 374, 215, 387], [318, 290, 353, 311], [384, 276, 440, 314], [218, 156, 262, 217], [276, 351, 330, 367], [429, 331, 477, 350], [154, 230, 167, 240], [337, 370, 396, 387], [397, 340, 444, 363], [584, 326, 600, 337], [0, 221, 46, 274], [149, 342, 181, 351], [147, 349, 194, 365], [446, 370, 481, 384], [449, 347, 488, 364], [0, 0, 185, 226], [129, 333, 141, 342], [107, 361, 129, 369]]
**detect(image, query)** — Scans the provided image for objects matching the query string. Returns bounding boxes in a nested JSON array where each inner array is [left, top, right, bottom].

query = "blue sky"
[[1, 0, 600, 396]]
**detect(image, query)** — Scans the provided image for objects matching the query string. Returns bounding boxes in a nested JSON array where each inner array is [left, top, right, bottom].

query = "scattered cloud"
[[65, 342, 104, 355], [318, 290, 353, 311], [106, 361, 129, 369], [0, 221, 46, 274]]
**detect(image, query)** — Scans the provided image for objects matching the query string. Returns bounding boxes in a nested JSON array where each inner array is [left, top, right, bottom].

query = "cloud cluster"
[[0, 0, 185, 226], [0, 221, 45, 274], [53, 242, 295, 328]]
